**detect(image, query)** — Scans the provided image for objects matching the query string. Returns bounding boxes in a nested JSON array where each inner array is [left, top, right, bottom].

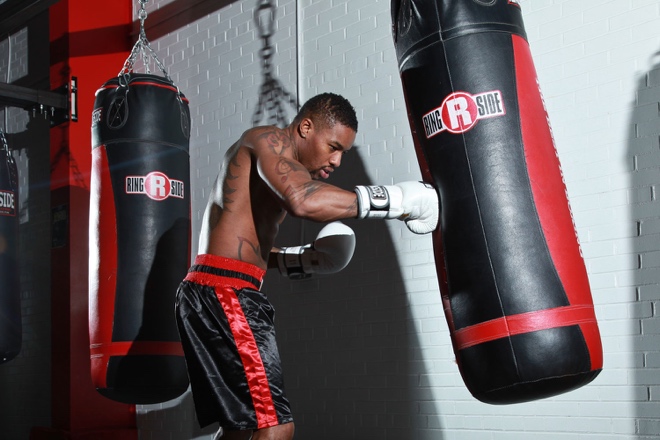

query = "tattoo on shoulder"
[[228, 154, 241, 177], [257, 128, 292, 155]]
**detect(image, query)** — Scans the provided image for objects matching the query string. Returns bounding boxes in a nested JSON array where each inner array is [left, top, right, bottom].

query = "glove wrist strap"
[[277, 246, 312, 279], [355, 185, 391, 219]]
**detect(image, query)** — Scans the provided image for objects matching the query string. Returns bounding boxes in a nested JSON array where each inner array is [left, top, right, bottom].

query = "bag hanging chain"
[[0, 127, 18, 185], [0, 128, 7, 155], [119, 0, 173, 84], [0, 127, 12, 163]]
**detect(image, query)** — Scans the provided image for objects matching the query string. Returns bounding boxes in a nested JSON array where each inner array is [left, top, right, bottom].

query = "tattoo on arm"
[[275, 157, 307, 184], [347, 196, 358, 218], [299, 181, 324, 199], [282, 180, 326, 208]]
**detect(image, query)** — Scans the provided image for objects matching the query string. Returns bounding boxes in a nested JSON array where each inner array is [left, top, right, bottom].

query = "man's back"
[[198, 127, 287, 269]]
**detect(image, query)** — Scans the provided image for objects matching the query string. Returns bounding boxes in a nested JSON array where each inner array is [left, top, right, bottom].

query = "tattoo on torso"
[[237, 236, 261, 262]]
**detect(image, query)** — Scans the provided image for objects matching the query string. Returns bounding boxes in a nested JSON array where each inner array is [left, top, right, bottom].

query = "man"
[[176, 93, 438, 440]]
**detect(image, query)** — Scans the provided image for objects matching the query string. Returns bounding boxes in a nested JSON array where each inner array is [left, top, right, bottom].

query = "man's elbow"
[[285, 199, 326, 221]]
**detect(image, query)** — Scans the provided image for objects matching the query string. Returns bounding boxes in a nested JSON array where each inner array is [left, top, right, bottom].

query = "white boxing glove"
[[355, 181, 439, 234], [277, 221, 356, 279]]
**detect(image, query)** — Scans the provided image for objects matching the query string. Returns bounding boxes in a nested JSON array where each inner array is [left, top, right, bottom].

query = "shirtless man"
[[175, 93, 438, 440]]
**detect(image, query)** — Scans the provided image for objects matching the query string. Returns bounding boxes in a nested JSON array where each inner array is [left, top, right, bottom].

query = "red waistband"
[[185, 254, 265, 290]]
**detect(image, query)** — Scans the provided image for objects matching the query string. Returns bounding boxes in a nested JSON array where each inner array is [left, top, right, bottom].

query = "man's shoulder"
[[241, 125, 294, 156], [241, 124, 284, 140]]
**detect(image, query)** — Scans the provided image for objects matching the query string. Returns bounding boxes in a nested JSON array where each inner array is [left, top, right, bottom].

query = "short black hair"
[[294, 93, 358, 132]]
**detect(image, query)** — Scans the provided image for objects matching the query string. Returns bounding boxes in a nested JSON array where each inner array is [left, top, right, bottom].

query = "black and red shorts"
[[176, 254, 293, 430]]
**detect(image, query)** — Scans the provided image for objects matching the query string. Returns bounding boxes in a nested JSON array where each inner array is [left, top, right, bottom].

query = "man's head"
[[293, 93, 358, 133], [293, 93, 358, 180]]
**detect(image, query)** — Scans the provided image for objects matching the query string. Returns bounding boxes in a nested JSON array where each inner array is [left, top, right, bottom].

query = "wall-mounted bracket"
[[0, 77, 77, 127]]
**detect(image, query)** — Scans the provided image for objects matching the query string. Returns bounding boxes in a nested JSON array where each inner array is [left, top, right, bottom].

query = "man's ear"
[[298, 117, 313, 139]]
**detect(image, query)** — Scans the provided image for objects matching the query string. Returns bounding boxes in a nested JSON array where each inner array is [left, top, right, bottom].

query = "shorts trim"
[[215, 285, 280, 428], [185, 254, 265, 290]]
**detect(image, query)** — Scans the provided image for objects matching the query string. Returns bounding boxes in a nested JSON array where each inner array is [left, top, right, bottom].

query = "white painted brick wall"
[[134, 0, 660, 438], [0, 28, 29, 83]]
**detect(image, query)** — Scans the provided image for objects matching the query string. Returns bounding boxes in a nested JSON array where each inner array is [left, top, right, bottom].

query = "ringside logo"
[[0, 190, 16, 216], [125, 171, 184, 201], [422, 90, 506, 138], [91, 108, 102, 128]]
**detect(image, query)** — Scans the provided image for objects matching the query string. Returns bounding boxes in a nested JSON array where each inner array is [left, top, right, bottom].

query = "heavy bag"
[[0, 138, 20, 364], [90, 73, 191, 404], [391, 0, 602, 404]]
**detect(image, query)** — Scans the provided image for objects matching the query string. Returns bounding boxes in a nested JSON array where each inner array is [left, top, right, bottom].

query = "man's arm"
[[250, 126, 440, 234], [251, 128, 359, 222]]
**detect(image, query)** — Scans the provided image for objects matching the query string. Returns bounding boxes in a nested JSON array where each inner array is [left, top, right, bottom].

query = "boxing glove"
[[277, 221, 356, 279], [355, 181, 439, 234]]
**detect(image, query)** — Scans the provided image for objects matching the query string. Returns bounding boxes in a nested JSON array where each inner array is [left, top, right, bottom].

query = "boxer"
[[175, 93, 439, 439]]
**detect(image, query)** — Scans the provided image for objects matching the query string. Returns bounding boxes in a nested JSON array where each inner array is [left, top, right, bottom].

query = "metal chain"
[[119, 0, 173, 83], [0, 127, 19, 189], [0, 127, 8, 155], [252, 0, 299, 127]]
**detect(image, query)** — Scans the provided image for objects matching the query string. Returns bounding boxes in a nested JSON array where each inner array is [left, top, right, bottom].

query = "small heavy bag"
[[90, 73, 191, 404], [0, 133, 20, 364], [391, 0, 602, 404]]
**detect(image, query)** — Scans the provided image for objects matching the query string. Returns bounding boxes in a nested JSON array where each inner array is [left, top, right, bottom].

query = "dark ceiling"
[[0, 0, 60, 36], [0, 0, 237, 112]]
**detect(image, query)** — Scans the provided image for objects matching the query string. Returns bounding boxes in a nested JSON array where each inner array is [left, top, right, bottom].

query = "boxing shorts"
[[175, 254, 293, 430]]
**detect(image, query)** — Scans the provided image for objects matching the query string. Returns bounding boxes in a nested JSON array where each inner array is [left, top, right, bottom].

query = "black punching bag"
[[0, 131, 20, 364], [90, 73, 191, 403], [391, 0, 602, 404]]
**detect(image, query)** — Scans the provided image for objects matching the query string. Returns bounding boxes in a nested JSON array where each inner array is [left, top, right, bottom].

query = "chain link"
[[119, 0, 173, 84], [0, 127, 19, 189], [252, 0, 299, 127], [0, 127, 7, 154]]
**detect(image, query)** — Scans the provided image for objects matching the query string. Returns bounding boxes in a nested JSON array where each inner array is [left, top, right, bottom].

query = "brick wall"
[[522, 1, 660, 438]]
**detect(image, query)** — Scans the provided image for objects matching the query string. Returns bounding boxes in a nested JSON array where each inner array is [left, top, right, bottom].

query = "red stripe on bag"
[[512, 35, 602, 370], [512, 34, 593, 311], [453, 305, 598, 351], [215, 286, 279, 429]]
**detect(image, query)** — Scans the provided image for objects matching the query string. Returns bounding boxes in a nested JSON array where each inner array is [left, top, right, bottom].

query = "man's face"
[[300, 120, 356, 180]]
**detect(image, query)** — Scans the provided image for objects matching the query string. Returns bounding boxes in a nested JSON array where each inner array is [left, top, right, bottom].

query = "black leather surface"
[[391, 0, 601, 403]]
